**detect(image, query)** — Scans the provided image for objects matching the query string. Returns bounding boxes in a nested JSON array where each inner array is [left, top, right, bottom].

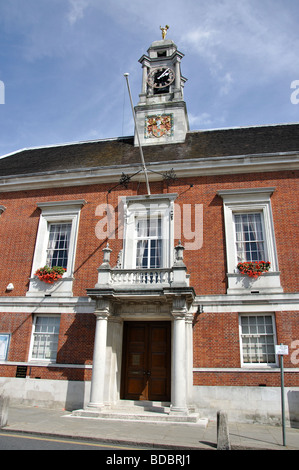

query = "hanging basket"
[[35, 266, 66, 284], [237, 261, 271, 279]]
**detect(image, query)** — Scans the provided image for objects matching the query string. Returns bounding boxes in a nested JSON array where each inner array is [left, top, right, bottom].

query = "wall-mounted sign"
[[275, 344, 289, 355]]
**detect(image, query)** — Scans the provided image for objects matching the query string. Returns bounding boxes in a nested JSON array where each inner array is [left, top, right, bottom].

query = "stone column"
[[142, 64, 148, 94], [174, 58, 181, 100], [104, 315, 123, 405], [138, 62, 149, 103], [185, 312, 194, 408], [170, 297, 188, 414], [88, 299, 110, 409]]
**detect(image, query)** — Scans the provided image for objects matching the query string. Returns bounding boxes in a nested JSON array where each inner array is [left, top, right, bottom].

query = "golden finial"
[[160, 25, 169, 40]]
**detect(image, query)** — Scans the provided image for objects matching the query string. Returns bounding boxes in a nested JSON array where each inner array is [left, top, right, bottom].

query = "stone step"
[[70, 402, 208, 426]]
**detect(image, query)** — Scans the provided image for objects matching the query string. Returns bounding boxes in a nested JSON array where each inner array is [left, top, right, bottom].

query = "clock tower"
[[134, 27, 189, 147]]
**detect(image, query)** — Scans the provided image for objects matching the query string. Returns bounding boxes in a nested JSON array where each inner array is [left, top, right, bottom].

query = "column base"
[[169, 405, 189, 416], [86, 402, 105, 410]]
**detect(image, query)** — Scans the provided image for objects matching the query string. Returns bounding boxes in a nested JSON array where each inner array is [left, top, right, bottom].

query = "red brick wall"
[[193, 312, 240, 368], [57, 313, 95, 365], [0, 311, 94, 381], [0, 312, 32, 362], [0, 170, 298, 297], [193, 371, 299, 387], [0, 364, 92, 381], [193, 310, 299, 386], [0, 170, 298, 386]]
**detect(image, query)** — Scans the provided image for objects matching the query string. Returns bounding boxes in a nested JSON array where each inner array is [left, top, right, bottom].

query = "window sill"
[[240, 364, 279, 370], [26, 276, 74, 298], [226, 271, 283, 295]]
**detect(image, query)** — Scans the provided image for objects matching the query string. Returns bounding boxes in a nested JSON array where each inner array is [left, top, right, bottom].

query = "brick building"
[[0, 34, 298, 424]]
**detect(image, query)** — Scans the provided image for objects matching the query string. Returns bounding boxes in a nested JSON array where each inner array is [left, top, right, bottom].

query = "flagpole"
[[124, 73, 151, 195]]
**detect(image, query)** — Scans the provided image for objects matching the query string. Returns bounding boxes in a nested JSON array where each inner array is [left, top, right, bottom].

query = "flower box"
[[35, 266, 66, 284], [237, 261, 271, 279]]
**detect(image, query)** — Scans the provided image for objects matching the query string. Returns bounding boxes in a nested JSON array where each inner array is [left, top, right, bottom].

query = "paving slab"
[[2, 405, 299, 450]]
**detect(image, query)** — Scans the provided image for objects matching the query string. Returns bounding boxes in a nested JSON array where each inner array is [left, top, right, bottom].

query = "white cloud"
[[0, 0, 298, 157], [188, 113, 213, 127], [67, 0, 90, 25], [180, 0, 299, 79], [219, 72, 234, 96]]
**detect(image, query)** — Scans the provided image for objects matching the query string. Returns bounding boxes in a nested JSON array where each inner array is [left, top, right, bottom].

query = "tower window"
[[157, 50, 167, 57]]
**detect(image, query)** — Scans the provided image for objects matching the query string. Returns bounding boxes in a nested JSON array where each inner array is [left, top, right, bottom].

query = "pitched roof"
[[0, 123, 298, 178]]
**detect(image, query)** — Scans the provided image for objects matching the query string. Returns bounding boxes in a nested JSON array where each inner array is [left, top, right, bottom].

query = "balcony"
[[110, 268, 174, 287], [87, 242, 193, 302]]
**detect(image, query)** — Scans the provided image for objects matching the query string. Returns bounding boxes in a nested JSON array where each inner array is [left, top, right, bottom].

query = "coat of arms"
[[145, 114, 173, 139]]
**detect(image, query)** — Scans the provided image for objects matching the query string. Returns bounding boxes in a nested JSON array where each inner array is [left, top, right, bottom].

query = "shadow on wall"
[[65, 380, 91, 411], [287, 390, 299, 428], [58, 312, 95, 411]]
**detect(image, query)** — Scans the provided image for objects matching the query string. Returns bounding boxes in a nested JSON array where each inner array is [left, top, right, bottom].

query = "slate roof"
[[0, 123, 298, 178]]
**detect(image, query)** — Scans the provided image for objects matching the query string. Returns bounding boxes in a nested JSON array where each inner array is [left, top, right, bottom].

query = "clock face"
[[147, 67, 175, 89]]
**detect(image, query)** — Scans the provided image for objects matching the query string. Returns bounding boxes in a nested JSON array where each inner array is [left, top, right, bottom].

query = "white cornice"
[[0, 296, 94, 314], [0, 151, 298, 193], [0, 292, 298, 314]]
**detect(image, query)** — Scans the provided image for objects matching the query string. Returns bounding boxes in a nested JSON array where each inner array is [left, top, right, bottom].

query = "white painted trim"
[[0, 296, 94, 314], [122, 194, 177, 269], [27, 200, 86, 297], [238, 313, 278, 367], [194, 292, 299, 312], [193, 367, 299, 372], [0, 152, 298, 192], [0, 292, 298, 314], [218, 187, 282, 294], [0, 360, 92, 369], [28, 314, 61, 362]]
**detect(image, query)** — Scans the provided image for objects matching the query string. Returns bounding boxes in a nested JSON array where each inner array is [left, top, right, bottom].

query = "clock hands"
[[157, 68, 170, 80], [147, 67, 175, 88]]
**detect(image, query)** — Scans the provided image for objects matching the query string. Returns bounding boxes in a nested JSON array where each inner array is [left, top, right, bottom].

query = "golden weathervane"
[[160, 25, 169, 40]]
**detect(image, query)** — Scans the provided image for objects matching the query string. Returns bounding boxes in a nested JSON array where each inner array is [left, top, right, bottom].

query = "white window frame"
[[27, 200, 86, 297], [28, 315, 61, 363], [45, 222, 72, 270], [121, 194, 177, 269], [135, 214, 163, 268], [239, 313, 278, 368], [234, 212, 267, 263], [218, 188, 282, 294], [0, 333, 11, 361]]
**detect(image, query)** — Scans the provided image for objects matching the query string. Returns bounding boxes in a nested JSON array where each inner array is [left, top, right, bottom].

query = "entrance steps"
[[70, 401, 208, 426]]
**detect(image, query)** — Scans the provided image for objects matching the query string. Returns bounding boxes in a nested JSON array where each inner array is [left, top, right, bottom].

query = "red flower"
[[35, 266, 66, 284], [237, 261, 270, 278]]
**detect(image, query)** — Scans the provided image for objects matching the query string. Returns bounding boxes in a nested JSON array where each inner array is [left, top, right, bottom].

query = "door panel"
[[122, 322, 170, 401], [126, 324, 148, 400]]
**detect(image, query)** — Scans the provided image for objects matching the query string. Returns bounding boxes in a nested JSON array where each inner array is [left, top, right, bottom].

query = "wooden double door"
[[121, 321, 171, 401]]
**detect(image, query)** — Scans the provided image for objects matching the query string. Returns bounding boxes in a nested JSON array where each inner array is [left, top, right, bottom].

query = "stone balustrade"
[[110, 268, 174, 286], [95, 241, 189, 289]]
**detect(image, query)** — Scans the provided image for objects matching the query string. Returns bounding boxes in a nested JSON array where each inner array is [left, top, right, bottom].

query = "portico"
[[82, 242, 195, 418]]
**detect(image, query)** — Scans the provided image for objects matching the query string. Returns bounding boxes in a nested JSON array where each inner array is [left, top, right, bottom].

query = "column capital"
[[172, 311, 186, 321], [185, 312, 194, 324], [171, 296, 188, 319], [94, 298, 111, 318]]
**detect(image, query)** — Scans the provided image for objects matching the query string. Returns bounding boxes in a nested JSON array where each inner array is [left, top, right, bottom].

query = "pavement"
[[1, 405, 299, 450]]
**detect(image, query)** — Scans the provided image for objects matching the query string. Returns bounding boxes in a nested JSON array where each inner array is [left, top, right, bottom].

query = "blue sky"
[[0, 0, 298, 158]]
